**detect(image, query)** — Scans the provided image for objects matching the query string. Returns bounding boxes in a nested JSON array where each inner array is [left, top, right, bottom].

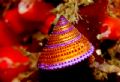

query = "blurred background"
[[0, 0, 120, 82]]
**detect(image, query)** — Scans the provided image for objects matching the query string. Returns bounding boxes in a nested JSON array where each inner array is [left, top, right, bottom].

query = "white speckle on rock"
[[96, 49, 102, 55]]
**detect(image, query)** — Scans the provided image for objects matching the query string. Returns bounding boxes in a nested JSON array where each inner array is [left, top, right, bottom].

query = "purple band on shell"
[[52, 26, 74, 34], [55, 16, 69, 27], [38, 44, 94, 70], [46, 34, 81, 48]]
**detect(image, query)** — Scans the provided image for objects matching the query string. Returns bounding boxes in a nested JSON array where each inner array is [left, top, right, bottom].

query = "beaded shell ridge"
[[38, 16, 94, 70]]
